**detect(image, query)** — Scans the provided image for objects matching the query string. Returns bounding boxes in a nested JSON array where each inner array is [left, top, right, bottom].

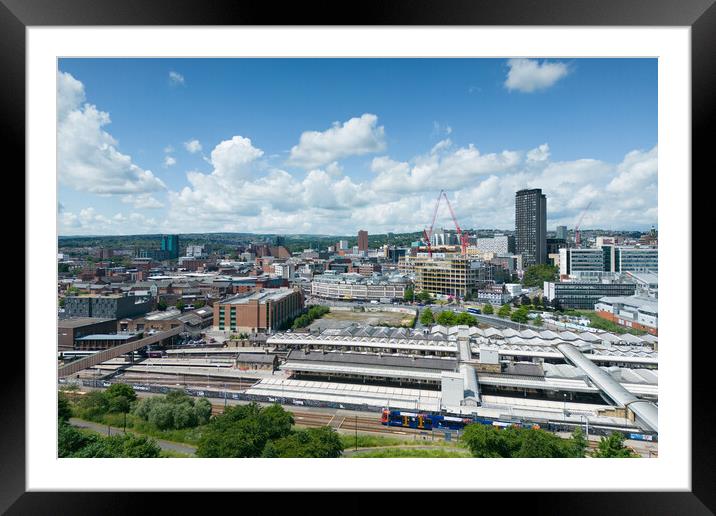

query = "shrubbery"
[[133, 390, 212, 430], [461, 424, 587, 458], [291, 305, 330, 329], [58, 421, 161, 458], [197, 402, 343, 458]]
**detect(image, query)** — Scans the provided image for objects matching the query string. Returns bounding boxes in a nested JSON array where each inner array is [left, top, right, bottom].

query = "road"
[[69, 417, 197, 456]]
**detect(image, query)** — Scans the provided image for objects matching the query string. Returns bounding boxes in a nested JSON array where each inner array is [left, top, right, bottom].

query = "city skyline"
[[58, 58, 657, 236]]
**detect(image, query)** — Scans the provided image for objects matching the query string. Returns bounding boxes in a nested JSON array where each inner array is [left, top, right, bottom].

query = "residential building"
[[64, 294, 154, 320], [358, 230, 369, 251], [515, 188, 547, 268], [471, 235, 515, 255]]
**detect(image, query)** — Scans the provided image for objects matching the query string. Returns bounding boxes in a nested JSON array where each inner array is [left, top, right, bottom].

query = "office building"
[[431, 228, 459, 247], [161, 234, 180, 259], [615, 247, 658, 273], [358, 230, 369, 251], [546, 238, 567, 256], [559, 248, 607, 276], [515, 189, 547, 268], [311, 272, 409, 301], [411, 256, 488, 298], [556, 225, 568, 240], [213, 288, 304, 333], [544, 281, 637, 310]]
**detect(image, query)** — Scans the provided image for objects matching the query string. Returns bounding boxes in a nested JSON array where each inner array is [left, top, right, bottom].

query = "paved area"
[[69, 418, 197, 456]]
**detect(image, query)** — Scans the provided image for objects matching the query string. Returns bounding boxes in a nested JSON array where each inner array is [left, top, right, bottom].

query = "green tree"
[[58, 421, 97, 457], [510, 306, 529, 324], [176, 300, 185, 311], [265, 426, 343, 458], [436, 310, 456, 326], [417, 290, 433, 304], [420, 307, 435, 326], [194, 398, 212, 425], [157, 300, 168, 311], [497, 304, 512, 318], [569, 427, 588, 458], [258, 403, 295, 441], [148, 403, 175, 430], [197, 403, 294, 458], [522, 264, 558, 288], [462, 424, 573, 458], [592, 432, 638, 458], [513, 428, 570, 458], [58, 392, 72, 422], [455, 312, 477, 326], [533, 315, 544, 327], [105, 383, 137, 404], [482, 303, 494, 315], [404, 287, 414, 302], [108, 395, 131, 432], [59, 297, 66, 308], [194, 300, 206, 308]]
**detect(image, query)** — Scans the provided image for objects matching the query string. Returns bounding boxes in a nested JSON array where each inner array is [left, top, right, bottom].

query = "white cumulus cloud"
[[57, 71, 166, 195], [184, 139, 202, 154], [505, 59, 569, 93], [288, 113, 386, 169]]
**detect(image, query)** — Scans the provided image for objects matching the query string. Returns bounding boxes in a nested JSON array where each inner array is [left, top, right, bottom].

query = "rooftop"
[[58, 317, 116, 328], [220, 288, 297, 305], [75, 333, 139, 341]]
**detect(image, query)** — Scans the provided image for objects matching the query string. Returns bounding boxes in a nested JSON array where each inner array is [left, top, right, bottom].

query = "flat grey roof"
[[58, 317, 116, 329], [75, 333, 139, 341], [221, 288, 296, 305], [285, 350, 457, 371]]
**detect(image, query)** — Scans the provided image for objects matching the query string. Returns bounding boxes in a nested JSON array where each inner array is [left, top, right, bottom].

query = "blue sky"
[[57, 58, 657, 236]]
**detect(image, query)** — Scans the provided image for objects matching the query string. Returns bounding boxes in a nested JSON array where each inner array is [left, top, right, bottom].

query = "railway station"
[[254, 324, 659, 433], [64, 322, 659, 434]]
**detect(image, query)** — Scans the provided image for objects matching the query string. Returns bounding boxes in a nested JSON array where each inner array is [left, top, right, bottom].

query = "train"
[[380, 409, 540, 431], [380, 409, 658, 442], [465, 307, 481, 315]]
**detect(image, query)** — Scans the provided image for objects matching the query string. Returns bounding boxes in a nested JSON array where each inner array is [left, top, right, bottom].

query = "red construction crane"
[[422, 190, 469, 256], [574, 201, 593, 248], [441, 191, 469, 255], [422, 190, 444, 257]]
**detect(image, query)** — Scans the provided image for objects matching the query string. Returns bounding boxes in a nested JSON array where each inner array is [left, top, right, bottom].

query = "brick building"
[[213, 288, 304, 333], [57, 317, 117, 351]]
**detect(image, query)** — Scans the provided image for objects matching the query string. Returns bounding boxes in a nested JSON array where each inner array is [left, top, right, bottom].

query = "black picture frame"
[[3, 0, 711, 513]]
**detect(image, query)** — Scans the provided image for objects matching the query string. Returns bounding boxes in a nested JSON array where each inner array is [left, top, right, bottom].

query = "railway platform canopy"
[[556, 343, 658, 432], [245, 378, 441, 412]]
